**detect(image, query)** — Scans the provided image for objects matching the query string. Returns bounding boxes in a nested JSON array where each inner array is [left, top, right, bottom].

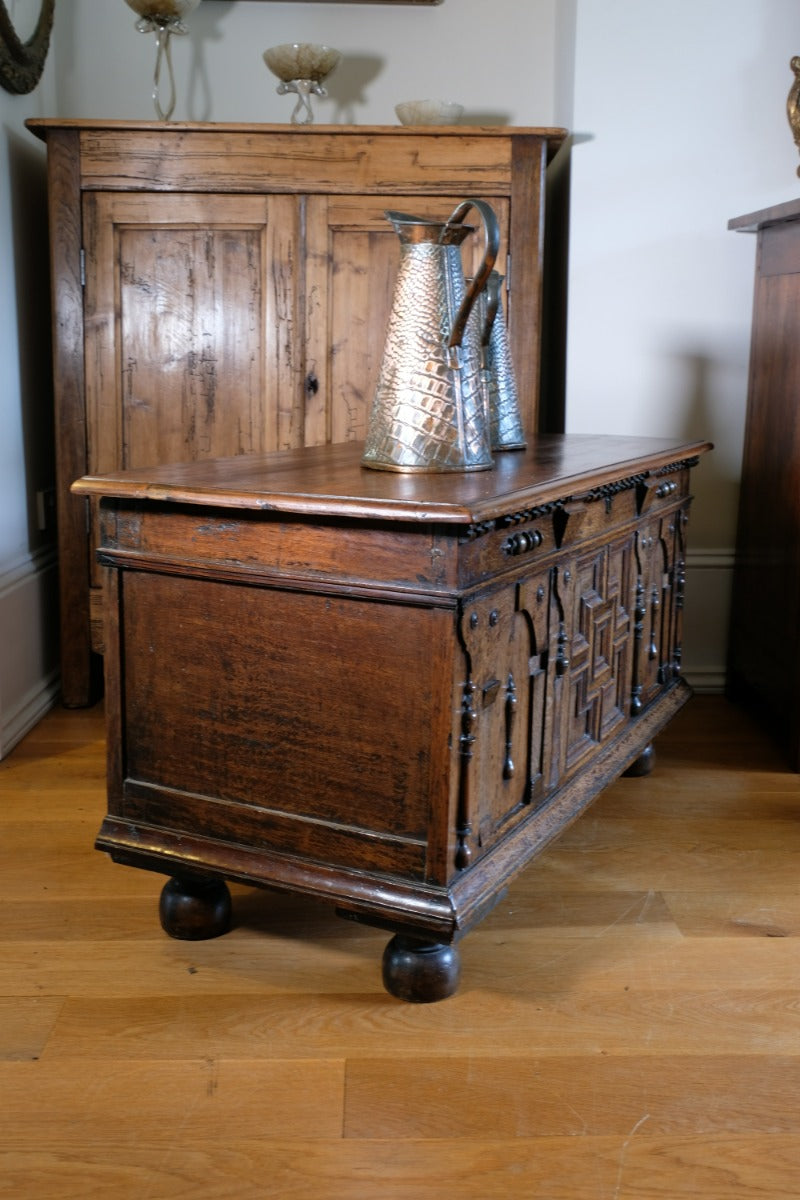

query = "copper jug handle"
[[442, 198, 500, 367]]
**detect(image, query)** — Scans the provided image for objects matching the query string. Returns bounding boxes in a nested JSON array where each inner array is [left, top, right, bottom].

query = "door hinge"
[[80, 247, 86, 288]]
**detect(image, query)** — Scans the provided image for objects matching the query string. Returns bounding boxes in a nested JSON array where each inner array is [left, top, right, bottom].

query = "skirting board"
[[681, 549, 733, 694], [0, 545, 60, 759]]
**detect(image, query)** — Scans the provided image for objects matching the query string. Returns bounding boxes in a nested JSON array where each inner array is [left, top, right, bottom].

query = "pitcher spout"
[[385, 210, 475, 246]]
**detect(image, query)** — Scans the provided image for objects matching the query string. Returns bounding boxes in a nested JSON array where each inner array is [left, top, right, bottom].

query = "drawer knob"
[[502, 528, 543, 556], [655, 480, 678, 498]]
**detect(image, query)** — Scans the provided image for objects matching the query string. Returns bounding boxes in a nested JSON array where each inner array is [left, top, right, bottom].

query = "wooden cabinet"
[[73, 434, 710, 1001], [727, 201, 800, 767], [28, 120, 566, 706]]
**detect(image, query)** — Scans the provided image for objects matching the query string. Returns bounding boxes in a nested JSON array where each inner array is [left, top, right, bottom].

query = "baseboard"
[[682, 668, 726, 694], [686, 548, 735, 571], [2, 669, 61, 757], [0, 545, 60, 759], [681, 547, 732, 696]]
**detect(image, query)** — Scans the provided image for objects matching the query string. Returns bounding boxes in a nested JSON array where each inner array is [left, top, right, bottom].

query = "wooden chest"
[[74, 434, 710, 1001]]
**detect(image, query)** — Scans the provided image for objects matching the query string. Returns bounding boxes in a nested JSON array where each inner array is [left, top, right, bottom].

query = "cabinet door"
[[304, 194, 510, 447], [83, 191, 303, 589], [84, 191, 304, 470]]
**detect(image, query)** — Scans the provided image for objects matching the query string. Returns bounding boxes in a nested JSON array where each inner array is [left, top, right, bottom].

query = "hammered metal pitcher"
[[473, 270, 526, 451], [362, 198, 500, 472]]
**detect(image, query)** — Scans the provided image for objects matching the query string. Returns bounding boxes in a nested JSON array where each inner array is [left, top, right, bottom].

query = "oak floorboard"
[[343, 1053, 800, 1138], [0, 997, 64, 1061], [3, 1135, 800, 1200], [1, 1059, 345, 1143], [2, 694, 800, 1199], [660, 890, 800, 937], [35, 961, 800, 1059]]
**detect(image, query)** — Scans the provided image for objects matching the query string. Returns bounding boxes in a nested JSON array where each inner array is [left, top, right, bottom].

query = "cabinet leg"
[[623, 742, 656, 777], [159, 876, 232, 941], [382, 934, 461, 1003]]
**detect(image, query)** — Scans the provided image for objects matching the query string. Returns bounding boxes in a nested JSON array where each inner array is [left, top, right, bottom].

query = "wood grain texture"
[[73, 434, 711, 521], [2, 695, 800, 1197]]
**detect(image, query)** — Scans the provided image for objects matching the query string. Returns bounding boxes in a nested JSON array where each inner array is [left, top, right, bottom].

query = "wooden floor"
[[2, 695, 800, 1198]]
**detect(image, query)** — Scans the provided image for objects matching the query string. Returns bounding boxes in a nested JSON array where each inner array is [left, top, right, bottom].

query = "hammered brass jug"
[[362, 198, 499, 473]]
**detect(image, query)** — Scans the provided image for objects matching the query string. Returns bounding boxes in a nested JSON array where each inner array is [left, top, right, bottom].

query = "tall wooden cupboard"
[[727, 199, 800, 768], [27, 120, 566, 706]]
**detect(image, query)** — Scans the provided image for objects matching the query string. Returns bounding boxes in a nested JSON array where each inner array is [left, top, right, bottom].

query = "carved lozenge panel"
[[559, 535, 635, 778]]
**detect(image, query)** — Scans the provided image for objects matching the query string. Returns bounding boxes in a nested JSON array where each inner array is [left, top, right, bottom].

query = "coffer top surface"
[[72, 434, 712, 526]]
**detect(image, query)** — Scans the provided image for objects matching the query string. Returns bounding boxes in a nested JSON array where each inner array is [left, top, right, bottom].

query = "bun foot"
[[382, 934, 461, 1003], [623, 742, 656, 777], [159, 876, 232, 941]]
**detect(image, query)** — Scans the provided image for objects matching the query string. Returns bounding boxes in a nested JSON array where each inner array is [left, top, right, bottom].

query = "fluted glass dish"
[[263, 43, 341, 124]]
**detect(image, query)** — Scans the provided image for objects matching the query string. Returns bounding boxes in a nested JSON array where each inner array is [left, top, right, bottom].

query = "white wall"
[[565, 0, 800, 690], [52, 0, 558, 126], [0, 0, 61, 755]]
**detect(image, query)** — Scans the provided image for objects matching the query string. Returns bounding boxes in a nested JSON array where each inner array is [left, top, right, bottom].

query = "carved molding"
[[461, 502, 559, 544], [653, 456, 700, 475], [460, 468, 696, 545], [501, 502, 559, 526], [460, 519, 497, 542], [584, 474, 647, 505]]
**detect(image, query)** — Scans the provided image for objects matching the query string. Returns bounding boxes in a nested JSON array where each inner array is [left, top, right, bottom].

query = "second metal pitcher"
[[362, 198, 500, 473], [472, 269, 526, 451]]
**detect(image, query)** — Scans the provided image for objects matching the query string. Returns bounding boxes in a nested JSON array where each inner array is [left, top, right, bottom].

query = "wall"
[[0, 0, 60, 756], [565, 0, 800, 690], [54, 0, 558, 126]]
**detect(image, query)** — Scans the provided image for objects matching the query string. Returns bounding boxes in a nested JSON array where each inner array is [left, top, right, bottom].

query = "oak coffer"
[[73, 434, 710, 1002]]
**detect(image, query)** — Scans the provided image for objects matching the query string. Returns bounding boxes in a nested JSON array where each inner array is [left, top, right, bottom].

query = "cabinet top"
[[27, 118, 566, 142], [27, 120, 567, 186], [72, 435, 711, 526], [729, 197, 800, 232]]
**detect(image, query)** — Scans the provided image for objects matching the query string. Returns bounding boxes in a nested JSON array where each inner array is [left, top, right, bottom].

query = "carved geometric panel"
[[563, 537, 634, 773]]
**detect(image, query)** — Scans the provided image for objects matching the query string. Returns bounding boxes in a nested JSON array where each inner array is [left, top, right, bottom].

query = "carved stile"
[[631, 573, 646, 716], [503, 672, 517, 779], [456, 680, 477, 869]]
